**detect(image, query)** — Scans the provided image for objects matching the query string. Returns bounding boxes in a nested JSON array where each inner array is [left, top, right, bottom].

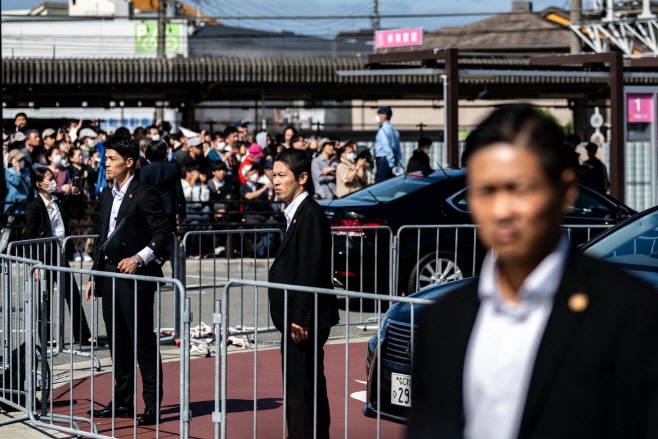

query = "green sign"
[[134, 23, 181, 54]]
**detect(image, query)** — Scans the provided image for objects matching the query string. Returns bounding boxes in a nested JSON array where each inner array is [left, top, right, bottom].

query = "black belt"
[[375, 157, 387, 166]]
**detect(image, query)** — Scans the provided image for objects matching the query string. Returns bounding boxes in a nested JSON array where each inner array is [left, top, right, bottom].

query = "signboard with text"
[[135, 23, 182, 54], [375, 28, 423, 49], [627, 93, 654, 123]]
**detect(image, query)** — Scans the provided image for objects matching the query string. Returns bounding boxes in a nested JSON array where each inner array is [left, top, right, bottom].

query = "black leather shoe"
[[87, 402, 133, 418], [138, 405, 160, 426]]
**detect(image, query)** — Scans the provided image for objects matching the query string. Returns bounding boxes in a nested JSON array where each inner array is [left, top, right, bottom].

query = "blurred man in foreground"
[[407, 104, 658, 439]]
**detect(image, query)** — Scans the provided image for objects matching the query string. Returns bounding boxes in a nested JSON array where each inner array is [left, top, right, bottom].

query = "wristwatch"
[[131, 256, 143, 268]]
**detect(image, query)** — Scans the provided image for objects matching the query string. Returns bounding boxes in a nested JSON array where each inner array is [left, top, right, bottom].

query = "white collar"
[[284, 191, 309, 221], [112, 174, 134, 198], [39, 193, 58, 207], [479, 235, 570, 306]]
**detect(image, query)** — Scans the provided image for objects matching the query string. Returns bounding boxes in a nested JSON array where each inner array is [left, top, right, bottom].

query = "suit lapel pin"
[[129, 194, 133, 198], [293, 219, 297, 224], [568, 293, 589, 312]]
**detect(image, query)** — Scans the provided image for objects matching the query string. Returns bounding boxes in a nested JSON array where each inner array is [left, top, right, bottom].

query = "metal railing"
[[217, 279, 434, 439], [24, 263, 190, 439]]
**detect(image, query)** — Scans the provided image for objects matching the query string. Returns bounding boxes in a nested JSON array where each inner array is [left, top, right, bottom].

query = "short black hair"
[[418, 137, 432, 148], [289, 135, 304, 145], [273, 148, 311, 186], [68, 147, 81, 159], [29, 167, 55, 202], [283, 125, 298, 136], [183, 165, 199, 175], [104, 135, 140, 163], [463, 103, 568, 186], [585, 142, 598, 153], [212, 132, 225, 142], [223, 126, 238, 136], [114, 127, 131, 138], [210, 160, 228, 173], [14, 112, 27, 121], [566, 133, 581, 145], [145, 140, 168, 162]]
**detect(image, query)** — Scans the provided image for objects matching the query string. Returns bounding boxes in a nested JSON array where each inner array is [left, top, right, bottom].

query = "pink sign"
[[627, 93, 654, 123], [375, 28, 423, 49]]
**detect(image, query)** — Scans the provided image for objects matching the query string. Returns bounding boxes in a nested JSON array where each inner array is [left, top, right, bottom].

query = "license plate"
[[391, 373, 411, 407]]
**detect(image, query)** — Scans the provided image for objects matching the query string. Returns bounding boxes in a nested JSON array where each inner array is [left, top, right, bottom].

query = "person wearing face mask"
[[239, 166, 275, 224], [46, 146, 72, 198], [336, 141, 368, 198], [78, 128, 98, 154], [5, 149, 32, 213], [407, 136, 434, 176], [24, 167, 98, 347], [373, 106, 402, 183], [238, 144, 264, 185]]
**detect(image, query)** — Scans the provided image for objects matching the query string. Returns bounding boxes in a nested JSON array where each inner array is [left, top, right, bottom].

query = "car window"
[[344, 175, 440, 203], [450, 185, 617, 219], [568, 187, 616, 219], [586, 210, 658, 271]]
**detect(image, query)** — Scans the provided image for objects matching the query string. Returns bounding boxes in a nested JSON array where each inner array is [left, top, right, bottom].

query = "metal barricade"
[[0, 253, 42, 427], [24, 263, 190, 439], [216, 279, 434, 439], [394, 224, 615, 296], [182, 229, 284, 352]]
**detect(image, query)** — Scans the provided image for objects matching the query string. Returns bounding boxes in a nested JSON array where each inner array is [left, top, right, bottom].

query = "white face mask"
[[422, 148, 430, 155], [52, 154, 62, 166], [18, 160, 25, 169], [41, 180, 57, 194], [86, 138, 96, 148], [38, 157, 47, 165], [150, 134, 160, 141], [375, 115, 381, 124], [346, 152, 355, 162], [249, 173, 259, 183]]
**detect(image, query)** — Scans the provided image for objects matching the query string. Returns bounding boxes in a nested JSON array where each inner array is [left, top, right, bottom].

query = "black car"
[[322, 170, 635, 296], [363, 205, 658, 424]]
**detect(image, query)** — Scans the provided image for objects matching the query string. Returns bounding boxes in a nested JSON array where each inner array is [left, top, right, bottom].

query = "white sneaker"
[[215, 246, 226, 255], [82, 252, 92, 262], [73, 252, 82, 262]]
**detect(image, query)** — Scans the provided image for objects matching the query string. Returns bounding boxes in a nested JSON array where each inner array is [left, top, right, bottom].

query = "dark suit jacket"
[[92, 177, 171, 278], [407, 251, 658, 439], [139, 161, 187, 227], [268, 195, 339, 332], [24, 193, 84, 262]]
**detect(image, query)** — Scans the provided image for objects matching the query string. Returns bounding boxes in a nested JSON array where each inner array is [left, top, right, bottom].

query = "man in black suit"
[[407, 104, 658, 439], [139, 140, 186, 269], [85, 135, 171, 425], [268, 148, 339, 439]]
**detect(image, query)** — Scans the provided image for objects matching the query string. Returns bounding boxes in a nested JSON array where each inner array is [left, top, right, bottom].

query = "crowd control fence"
[[394, 224, 615, 296], [23, 263, 190, 439], [0, 253, 43, 428], [217, 279, 434, 439]]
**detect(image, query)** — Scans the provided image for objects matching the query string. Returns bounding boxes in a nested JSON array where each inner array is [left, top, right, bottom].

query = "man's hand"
[[70, 185, 80, 195], [190, 170, 200, 185], [11, 158, 20, 172], [61, 183, 71, 193], [356, 157, 367, 169], [322, 166, 336, 175], [85, 281, 96, 301], [199, 173, 207, 184], [56, 128, 64, 141], [291, 323, 308, 343], [117, 255, 142, 274]]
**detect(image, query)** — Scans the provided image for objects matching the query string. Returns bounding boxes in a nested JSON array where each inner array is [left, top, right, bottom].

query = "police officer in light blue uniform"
[[373, 106, 402, 183]]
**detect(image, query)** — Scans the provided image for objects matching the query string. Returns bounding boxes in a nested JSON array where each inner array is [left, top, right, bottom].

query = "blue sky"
[[1, 0, 567, 37]]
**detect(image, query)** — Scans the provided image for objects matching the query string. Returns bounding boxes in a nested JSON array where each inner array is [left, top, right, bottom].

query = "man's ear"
[[126, 157, 134, 169], [298, 172, 308, 186]]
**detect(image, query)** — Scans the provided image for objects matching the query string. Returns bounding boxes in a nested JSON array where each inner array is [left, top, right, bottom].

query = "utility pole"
[[373, 0, 380, 31], [196, 0, 201, 25], [156, 0, 166, 120], [570, 0, 582, 54]]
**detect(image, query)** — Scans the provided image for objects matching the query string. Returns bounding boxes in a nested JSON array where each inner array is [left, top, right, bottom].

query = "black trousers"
[[281, 328, 331, 439], [39, 259, 91, 344], [99, 261, 163, 407]]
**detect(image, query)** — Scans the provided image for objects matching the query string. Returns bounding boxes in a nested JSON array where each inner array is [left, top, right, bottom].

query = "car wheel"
[[406, 252, 466, 294]]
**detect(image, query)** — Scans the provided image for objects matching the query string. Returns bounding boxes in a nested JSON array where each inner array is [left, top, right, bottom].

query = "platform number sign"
[[627, 94, 654, 123], [135, 23, 181, 54]]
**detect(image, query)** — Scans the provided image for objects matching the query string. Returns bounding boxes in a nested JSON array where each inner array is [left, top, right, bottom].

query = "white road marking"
[[350, 391, 367, 403]]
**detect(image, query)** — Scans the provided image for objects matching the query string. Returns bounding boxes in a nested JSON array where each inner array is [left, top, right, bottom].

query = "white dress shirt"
[[463, 236, 570, 439], [40, 194, 66, 243], [107, 175, 155, 265], [283, 191, 309, 231]]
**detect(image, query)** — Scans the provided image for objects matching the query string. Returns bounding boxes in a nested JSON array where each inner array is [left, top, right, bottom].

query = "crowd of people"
[[3, 111, 419, 255]]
